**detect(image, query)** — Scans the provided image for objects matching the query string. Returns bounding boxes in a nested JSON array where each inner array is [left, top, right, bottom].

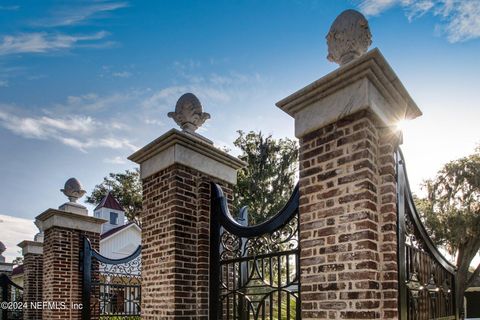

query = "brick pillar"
[[129, 128, 244, 320], [18, 240, 43, 320], [35, 209, 104, 320], [276, 49, 422, 319]]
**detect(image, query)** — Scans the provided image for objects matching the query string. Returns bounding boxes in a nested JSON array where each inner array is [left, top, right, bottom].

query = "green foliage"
[[12, 255, 23, 265], [86, 169, 142, 225], [418, 148, 480, 256], [233, 131, 298, 225], [415, 147, 480, 308]]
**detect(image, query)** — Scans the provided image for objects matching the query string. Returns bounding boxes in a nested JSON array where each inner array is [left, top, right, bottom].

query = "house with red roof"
[[10, 192, 141, 286], [93, 192, 141, 260]]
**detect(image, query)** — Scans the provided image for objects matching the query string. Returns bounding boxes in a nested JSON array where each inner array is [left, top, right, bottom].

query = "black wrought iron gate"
[[210, 182, 301, 320], [0, 274, 23, 320], [81, 237, 141, 320], [397, 149, 458, 320]]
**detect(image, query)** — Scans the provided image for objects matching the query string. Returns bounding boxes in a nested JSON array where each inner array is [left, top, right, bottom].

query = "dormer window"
[[110, 212, 118, 225]]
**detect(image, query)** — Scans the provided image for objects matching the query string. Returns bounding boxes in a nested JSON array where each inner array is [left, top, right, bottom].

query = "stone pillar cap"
[[276, 48, 422, 137], [0, 262, 14, 273], [35, 209, 106, 234], [128, 128, 246, 183], [18, 240, 43, 255]]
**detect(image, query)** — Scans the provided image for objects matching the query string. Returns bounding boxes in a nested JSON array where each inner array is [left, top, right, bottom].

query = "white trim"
[[100, 223, 141, 243]]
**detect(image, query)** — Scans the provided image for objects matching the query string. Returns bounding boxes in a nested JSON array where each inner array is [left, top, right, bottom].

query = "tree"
[[232, 130, 298, 225], [415, 147, 480, 315], [12, 255, 23, 266], [86, 169, 142, 225]]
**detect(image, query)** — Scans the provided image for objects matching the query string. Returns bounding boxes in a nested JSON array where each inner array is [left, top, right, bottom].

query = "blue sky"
[[0, 0, 480, 261]]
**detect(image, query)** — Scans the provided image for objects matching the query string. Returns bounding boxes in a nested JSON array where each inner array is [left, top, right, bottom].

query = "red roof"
[[94, 192, 124, 212], [101, 222, 137, 239], [11, 264, 23, 276]]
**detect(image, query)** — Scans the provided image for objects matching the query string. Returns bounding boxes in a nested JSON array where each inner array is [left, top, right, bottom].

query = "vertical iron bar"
[[286, 254, 291, 320], [269, 257, 273, 320], [296, 213, 301, 320], [227, 264, 230, 319], [81, 236, 92, 320], [397, 150, 408, 320], [210, 183, 222, 320], [238, 208, 248, 320], [268, 292, 272, 320], [277, 255, 281, 320]]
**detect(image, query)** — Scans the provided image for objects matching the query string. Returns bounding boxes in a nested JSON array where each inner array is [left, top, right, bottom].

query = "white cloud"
[[112, 71, 132, 78], [141, 86, 188, 109], [141, 72, 257, 110], [0, 5, 19, 11], [359, 0, 399, 16], [0, 108, 136, 152], [0, 68, 264, 153], [36, 2, 129, 27], [0, 111, 95, 139], [61, 91, 137, 112], [440, 1, 480, 42], [103, 156, 127, 164], [94, 137, 137, 151], [144, 118, 164, 126], [58, 137, 137, 153], [141, 85, 232, 109], [358, 0, 480, 42], [0, 31, 110, 56], [0, 214, 37, 263], [26, 74, 47, 81]]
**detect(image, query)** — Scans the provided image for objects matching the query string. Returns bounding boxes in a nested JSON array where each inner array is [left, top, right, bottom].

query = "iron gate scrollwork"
[[210, 182, 301, 320], [0, 273, 23, 320], [397, 149, 458, 320], [81, 237, 141, 320]]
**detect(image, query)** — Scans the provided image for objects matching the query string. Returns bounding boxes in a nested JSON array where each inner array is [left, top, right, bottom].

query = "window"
[[110, 212, 118, 225]]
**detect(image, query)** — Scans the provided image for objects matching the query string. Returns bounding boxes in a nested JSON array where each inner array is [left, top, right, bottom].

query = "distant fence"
[[81, 237, 141, 320], [0, 273, 23, 320]]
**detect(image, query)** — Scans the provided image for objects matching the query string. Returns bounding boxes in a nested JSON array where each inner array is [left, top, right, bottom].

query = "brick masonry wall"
[[298, 110, 400, 319], [23, 252, 43, 320], [42, 227, 99, 320], [141, 163, 233, 320]]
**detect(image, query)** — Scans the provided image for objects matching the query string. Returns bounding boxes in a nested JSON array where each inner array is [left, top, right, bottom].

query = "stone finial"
[[33, 220, 44, 242], [168, 93, 211, 134], [326, 9, 372, 66], [59, 178, 88, 215], [0, 241, 6, 263], [61, 177, 86, 203]]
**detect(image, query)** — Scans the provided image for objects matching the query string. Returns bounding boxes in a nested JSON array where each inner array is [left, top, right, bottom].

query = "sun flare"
[[396, 119, 408, 131]]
